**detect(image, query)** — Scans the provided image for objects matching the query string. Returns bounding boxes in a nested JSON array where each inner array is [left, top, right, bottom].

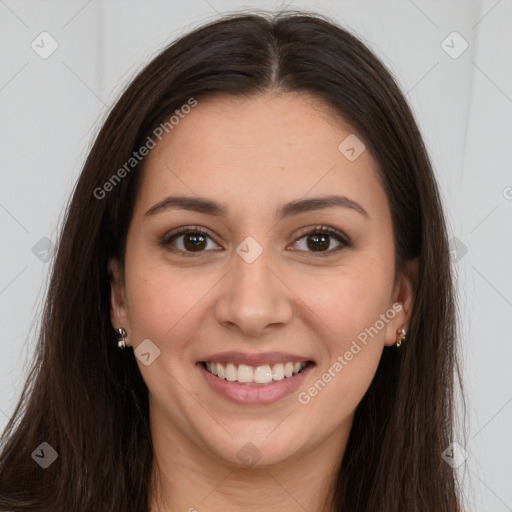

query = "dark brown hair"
[[0, 10, 464, 511]]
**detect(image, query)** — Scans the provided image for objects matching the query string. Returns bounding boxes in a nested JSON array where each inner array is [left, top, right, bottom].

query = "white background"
[[1, 1, 511, 510]]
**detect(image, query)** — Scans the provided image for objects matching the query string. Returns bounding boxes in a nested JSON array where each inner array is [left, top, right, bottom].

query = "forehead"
[[147, 91, 358, 164], [136, 91, 385, 218]]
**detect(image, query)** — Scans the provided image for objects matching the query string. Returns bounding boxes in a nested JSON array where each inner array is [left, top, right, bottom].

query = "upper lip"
[[199, 351, 314, 367]]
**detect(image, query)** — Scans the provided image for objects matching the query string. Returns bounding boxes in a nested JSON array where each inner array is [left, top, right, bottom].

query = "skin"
[[110, 91, 417, 512]]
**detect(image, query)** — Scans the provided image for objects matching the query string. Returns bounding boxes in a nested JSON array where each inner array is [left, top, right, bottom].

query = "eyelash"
[[160, 224, 351, 257]]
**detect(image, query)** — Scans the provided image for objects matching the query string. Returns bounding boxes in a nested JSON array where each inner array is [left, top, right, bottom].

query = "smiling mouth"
[[200, 360, 314, 386]]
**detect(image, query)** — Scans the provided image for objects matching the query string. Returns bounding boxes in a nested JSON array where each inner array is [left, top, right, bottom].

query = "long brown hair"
[[0, 10, 464, 511]]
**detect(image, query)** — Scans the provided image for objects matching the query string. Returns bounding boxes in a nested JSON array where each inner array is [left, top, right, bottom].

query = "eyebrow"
[[144, 194, 369, 219]]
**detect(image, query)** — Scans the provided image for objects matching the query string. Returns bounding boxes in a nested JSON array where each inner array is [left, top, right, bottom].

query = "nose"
[[214, 243, 294, 338]]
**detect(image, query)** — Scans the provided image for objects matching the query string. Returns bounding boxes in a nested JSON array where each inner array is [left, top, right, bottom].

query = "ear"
[[108, 258, 131, 347], [384, 257, 419, 347]]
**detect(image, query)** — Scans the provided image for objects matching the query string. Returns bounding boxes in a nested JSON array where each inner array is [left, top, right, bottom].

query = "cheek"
[[122, 251, 209, 348], [296, 264, 393, 421], [302, 261, 393, 343], [122, 262, 212, 400]]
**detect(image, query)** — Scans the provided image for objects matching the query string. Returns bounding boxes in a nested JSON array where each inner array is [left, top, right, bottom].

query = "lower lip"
[[198, 362, 315, 405]]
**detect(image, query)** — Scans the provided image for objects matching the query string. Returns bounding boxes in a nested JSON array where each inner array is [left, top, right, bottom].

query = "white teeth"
[[207, 362, 218, 376], [271, 363, 284, 381], [237, 364, 254, 383], [204, 361, 308, 384], [225, 363, 237, 382], [254, 365, 272, 384]]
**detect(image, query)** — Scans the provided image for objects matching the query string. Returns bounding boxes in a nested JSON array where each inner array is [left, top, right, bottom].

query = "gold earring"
[[395, 328, 406, 348], [117, 327, 127, 349]]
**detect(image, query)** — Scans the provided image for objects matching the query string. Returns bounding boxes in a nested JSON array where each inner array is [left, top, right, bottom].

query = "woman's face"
[[110, 91, 415, 468]]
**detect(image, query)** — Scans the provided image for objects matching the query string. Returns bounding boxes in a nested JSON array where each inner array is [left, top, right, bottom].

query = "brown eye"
[[161, 228, 221, 254], [305, 233, 331, 251], [182, 232, 208, 251], [292, 226, 350, 255]]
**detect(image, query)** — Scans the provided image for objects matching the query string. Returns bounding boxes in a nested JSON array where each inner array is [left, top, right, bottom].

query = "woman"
[[0, 10, 464, 512]]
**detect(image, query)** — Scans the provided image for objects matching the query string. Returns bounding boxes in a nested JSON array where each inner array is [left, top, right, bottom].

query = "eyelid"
[[293, 224, 350, 244], [160, 225, 219, 247]]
